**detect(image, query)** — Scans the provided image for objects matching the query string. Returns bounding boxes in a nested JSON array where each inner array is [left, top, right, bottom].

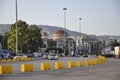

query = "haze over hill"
[[0, 24, 120, 41], [0, 24, 83, 38]]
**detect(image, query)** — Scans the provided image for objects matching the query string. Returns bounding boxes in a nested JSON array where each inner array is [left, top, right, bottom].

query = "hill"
[[0, 24, 120, 41], [0, 24, 82, 38]]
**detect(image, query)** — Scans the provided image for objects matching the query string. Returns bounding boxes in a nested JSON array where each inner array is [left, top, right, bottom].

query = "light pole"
[[63, 8, 67, 55], [78, 18, 82, 54], [79, 18, 82, 35], [15, 0, 18, 53]]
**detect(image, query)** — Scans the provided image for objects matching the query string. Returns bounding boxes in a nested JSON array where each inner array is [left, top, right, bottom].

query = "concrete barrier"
[[54, 62, 64, 69], [85, 60, 92, 66], [77, 60, 83, 67], [1, 59, 7, 63], [6, 59, 12, 63], [21, 64, 34, 72], [0, 65, 12, 74], [68, 61, 76, 68], [40, 62, 51, 71]]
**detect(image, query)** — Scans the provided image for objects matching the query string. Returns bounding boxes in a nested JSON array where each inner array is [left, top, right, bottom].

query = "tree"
[[7, 20, 43, 53], [27, 25, 43, 52], [47, 39, 56, 48], [109, 39, 120, 50], [0, 34, 3, 49]]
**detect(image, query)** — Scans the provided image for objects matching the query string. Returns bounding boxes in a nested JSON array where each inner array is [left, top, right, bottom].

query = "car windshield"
[[50, 54, 56, 56], [16, 54, 24, 56]]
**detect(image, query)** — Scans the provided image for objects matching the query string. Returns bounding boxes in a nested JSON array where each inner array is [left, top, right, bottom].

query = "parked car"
[[33, 52, 43, 57], [0, 54, 2, 60], [48, 53, 58, 60], [42, 54, 49, 59], [83, 54, 88, 57], [13, 54, 27, 60], [1, 53, 9, 59], [0, 49, 15, 59], [9, 53, 16, 59], [26, 53, 34, 58]]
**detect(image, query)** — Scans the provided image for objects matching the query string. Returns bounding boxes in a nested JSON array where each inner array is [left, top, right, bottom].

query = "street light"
[[78, 18, 82, 54], [63, 8, 67, 55], [79, 18, 82, 35], [15, 0, 18, 53]]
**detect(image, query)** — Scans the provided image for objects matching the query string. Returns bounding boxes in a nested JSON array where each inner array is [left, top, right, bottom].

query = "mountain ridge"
[[0, 24, 120, 40], [0, 24, 83, 38]]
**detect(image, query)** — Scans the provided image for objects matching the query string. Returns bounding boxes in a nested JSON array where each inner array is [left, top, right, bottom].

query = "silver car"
[[48, 54, 58, 60]]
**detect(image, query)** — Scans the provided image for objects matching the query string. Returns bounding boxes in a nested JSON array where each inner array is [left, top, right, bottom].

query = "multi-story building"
[[76, 34, 101, 54], [53, 30, 68, 49], [67, 38, 76, 55], [77, 35, 90, 54], [42, 32, 48, 48]]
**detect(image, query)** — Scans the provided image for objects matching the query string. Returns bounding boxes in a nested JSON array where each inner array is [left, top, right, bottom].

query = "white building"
[[53, 30, 68, 49], [42, 32, 48, 48]]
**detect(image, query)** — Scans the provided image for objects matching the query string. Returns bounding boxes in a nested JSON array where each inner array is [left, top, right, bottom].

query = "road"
[[0, 57, 120, 80]]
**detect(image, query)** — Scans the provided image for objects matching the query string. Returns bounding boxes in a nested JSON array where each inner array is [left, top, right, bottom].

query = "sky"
[[0, 0, 120, 36]]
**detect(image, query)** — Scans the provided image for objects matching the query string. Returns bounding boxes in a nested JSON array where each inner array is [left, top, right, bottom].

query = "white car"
[[14, 54, 27, 60], [48, 54, 58, 60], [42, 54, 49, 59]]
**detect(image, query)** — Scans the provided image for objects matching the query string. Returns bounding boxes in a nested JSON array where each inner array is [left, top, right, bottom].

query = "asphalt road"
[[0, 57, 120, 80]]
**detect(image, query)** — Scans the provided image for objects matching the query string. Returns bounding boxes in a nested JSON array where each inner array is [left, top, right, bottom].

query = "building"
[[42, 32, 48, 48], [53, 30, 68, 49], [53, 30, 68, 41], [67, 38, 76, 55], [78, 35, 90, 54]]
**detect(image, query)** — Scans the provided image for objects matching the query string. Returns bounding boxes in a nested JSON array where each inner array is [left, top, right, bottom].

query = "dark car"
[[1, 53, 9, 59], [26, 53, 34, 58], [0, 54, 2, 60], [0, 49, 15, 59], [83, 54, 88, 57]]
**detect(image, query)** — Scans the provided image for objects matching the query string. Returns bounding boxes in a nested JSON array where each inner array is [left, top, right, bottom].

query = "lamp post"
[[78, 18, 82, 54], [15, 0, 18, 53], [63, 8, 67, 55], [79, 18, 82, 35]]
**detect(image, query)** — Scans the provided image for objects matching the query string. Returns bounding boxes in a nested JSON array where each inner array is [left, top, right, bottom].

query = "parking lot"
[[0, 57, 120, 80]]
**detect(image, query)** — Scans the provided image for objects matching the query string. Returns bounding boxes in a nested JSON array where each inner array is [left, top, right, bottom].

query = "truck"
[[114, 46, 120, 59]]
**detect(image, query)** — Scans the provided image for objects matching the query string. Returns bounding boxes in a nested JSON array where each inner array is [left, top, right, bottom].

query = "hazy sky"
[[0, 0, 120, 36]]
